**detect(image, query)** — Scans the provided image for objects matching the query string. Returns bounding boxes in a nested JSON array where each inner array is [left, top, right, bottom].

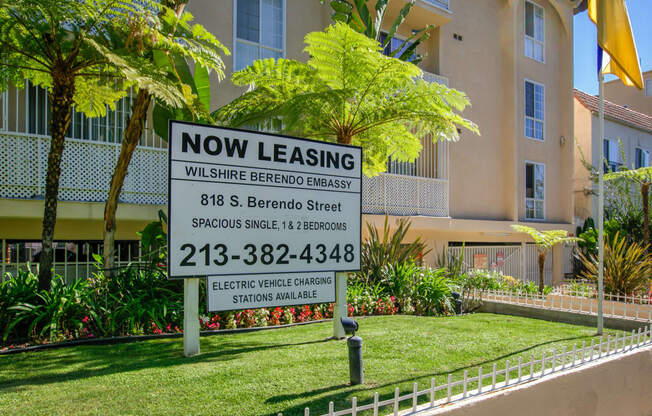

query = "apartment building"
[[574, 89, 652, 222], [603, 69, 652, 116], [0, 0, 576, 284]]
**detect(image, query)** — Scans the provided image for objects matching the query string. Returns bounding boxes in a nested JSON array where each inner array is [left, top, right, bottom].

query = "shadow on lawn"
[[264, 335, 589, 416], [0, 337, 331, 393]]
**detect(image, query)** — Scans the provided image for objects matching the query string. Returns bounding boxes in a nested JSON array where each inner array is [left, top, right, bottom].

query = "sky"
[[573, 0, 652, 95]]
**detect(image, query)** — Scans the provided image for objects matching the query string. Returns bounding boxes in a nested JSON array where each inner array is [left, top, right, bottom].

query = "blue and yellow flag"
[[588, 0, 643, 89]]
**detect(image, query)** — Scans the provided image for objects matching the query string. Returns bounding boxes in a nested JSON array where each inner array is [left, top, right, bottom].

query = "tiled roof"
[[574, 89, 652, 133]]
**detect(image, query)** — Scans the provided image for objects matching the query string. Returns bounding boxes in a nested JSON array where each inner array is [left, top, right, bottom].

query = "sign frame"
[[167, 120, 362, 279]]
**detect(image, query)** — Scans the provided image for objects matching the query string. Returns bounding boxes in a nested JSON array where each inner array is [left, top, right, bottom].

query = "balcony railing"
[[362, 174, 449, 217], [0, 133, 167, 205]]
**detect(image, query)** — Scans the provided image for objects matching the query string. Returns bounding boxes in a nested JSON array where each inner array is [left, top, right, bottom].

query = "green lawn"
[[0, 314, 618, 416]]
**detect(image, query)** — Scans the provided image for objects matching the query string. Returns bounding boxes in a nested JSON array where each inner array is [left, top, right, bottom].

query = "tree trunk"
[[38, 73, 76, 291], [103, 89, 152, 274], [538, 252, 545, 293], [642, 182, 649, 248]]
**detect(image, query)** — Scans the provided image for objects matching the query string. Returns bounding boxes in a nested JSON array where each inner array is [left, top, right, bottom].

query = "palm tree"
[[605, 166, 652, 247], [325, 0, 432, 63], [511, 225, 578, 293], [214, 23, 478, 176], [0, 0, 184, 290], [100, 1, 228, 273]]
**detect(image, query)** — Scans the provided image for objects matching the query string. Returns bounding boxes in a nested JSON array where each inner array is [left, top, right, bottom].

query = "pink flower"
[[82, 316, 89, 324]]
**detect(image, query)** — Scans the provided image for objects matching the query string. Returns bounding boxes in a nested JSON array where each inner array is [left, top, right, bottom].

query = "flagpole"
[[597, 69, 604, 335]]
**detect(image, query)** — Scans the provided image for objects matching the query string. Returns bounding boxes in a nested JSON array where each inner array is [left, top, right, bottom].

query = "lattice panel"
[[0, 134, 42, 199], [362, 173, 449, 217], [1, 133, 168, 205]]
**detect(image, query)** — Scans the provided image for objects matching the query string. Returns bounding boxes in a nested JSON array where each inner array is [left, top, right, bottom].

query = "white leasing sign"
[[206, 272, 335, 312], [167, 121, 362, 278]]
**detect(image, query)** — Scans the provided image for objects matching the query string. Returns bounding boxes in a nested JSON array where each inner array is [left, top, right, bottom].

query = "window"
[[603, 139, 622, 172], [635, 147, 650, 169], [646, 79, 652, 97], [525, 80, 544, 140], [525, 1, 544, 62], [234, 0, 284, 71], [25, 80, 133, 143], [525, 162, 545, 220], [379, 32, 416, 62]]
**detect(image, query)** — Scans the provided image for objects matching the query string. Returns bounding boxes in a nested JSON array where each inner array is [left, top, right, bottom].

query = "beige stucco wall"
[[604, 69, 652, 116], [417, 345, 652, 416], [572, 96, 652, 222]]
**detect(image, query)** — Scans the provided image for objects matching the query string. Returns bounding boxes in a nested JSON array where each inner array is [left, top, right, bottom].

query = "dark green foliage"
[[138, 209, 168, 271], [413, 267, 452, 315], [324, 0, 432, 64], [360, 215, 430, 286]]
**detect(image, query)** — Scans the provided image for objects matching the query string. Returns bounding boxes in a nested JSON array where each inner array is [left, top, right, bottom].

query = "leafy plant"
[[413, 267, 452, 316], [5, 276, 91, 342], [214, 22, 478, 176], [359, 215, 429, 286], [383, 261, 421, 313], [511, 225, 578, 293], [578, 232, 652, 296], [324, 0, 432, 64], [138, 210, 168, 271]]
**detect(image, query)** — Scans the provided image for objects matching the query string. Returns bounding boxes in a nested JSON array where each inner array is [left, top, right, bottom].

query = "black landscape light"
[[340, 317, 363, 385], [451, 292, 462, 315]]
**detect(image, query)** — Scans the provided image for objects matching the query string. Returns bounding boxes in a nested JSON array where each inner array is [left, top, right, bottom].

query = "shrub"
[[413, 267, 452, 316], [579, 233, 652, 295], [360, 215, 430, 286]]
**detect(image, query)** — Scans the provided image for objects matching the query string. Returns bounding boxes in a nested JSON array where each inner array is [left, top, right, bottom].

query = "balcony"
[[1, 84, 449, 218], [362, 139, 450, 218]]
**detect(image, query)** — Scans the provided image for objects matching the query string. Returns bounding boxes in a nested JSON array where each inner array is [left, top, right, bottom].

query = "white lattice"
[[362, 173, 449, 217], [1, 133, 167, 205]]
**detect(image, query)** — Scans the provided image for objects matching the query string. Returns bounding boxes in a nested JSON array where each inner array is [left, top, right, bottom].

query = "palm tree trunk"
[[103, 89, 152, 274], [642, 182, 649, 248], [538, 252, 545, 293], [38, 74, 76, 291]]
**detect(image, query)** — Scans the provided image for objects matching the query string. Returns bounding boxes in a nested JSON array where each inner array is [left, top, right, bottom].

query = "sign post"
[[333, 271, 348, 339], [167, 121, 361, 353], [183, 278, 200, 356]]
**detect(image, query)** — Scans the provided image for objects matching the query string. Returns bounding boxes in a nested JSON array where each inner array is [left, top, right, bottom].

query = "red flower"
[[81, 316, 89, 324]]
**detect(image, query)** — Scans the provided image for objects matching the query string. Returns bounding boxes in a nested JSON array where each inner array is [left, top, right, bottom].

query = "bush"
[[360, 215, 430, 286], [413, 267, 452, 316], [579, 233, 652, 295]]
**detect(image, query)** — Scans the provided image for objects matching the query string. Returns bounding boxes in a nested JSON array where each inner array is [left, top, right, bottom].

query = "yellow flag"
[[587, 0, 643, 89]]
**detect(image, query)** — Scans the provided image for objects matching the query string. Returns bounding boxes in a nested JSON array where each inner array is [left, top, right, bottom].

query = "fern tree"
[[325, 0, 432, 63], [98, 1, 228, 273], [215, 23, 478, 175], [605, 166, 652, 247], [511, 225, 578, 293], [0, 0, 184, 290]]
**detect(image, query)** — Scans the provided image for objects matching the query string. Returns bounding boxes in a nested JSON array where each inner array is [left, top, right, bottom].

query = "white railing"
[[0, 132, 167, 205], [477, 289, 652, 323], [279, 324, 652, 416], [362, 174, 449, 217], [420, 0, 450, 12], [447, 245, 554, 285], [423, 71, 449, 87]]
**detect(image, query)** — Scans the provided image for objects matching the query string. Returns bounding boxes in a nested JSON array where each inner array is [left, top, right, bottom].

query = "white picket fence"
[[280, 325, 652, 416], [480, 289, 652, 323]]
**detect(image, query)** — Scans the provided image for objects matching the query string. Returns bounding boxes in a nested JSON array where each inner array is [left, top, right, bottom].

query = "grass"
[[0, 313, 619, 416]]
